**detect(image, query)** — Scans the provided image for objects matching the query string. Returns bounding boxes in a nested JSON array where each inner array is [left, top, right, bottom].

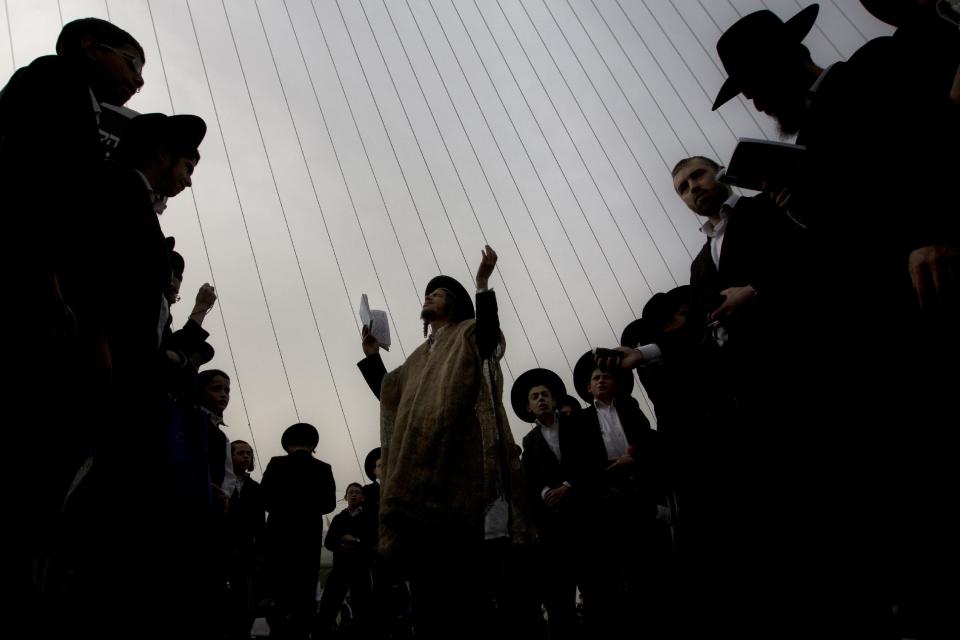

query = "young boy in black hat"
[[316, 482, 377, 636], [571, 350, 670, 636], [261, 423, 336, 640], [87, 112, 206, 386], [512, 368, 589, 640]]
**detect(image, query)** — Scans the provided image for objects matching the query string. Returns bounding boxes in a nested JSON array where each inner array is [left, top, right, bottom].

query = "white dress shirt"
[[593, 399, 630, 460], [699, 193, 740, 269]]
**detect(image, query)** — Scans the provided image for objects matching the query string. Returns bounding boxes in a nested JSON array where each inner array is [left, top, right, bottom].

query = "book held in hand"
[[719, 138, 806, 191], [359, 294, 391, 351]]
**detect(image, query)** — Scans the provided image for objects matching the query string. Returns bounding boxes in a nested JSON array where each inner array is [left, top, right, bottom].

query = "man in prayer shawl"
[[356, 246, 527, 640]]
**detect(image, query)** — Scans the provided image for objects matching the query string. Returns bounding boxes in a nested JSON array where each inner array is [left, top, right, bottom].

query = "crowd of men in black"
[[2, 1, 958, 639]]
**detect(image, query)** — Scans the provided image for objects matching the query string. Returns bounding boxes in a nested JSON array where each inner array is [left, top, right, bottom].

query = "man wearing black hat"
[[1, 17, 145, 341], [1, 18, 146, 621], [512, 368, 588, 640], [570, 350, 670, 636], [57, 112, 208, 637], [262, 423, 337, 640], [714, 6, 959, 634], [82, 112, 205, 385], [356, 246, 526, 640]]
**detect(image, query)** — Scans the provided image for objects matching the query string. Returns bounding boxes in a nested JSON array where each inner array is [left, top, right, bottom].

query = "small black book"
[[719, 138, 806, 191]]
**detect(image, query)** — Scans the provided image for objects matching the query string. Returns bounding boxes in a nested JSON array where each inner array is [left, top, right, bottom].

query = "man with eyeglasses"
[[0, 17, 146, 636]]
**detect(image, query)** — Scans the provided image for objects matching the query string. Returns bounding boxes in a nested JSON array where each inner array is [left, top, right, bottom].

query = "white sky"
[[1, 0, 891, 495]]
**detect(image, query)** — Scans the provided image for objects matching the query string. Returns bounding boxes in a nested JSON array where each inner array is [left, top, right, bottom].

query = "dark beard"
[[771, 89, 810, 137], [420, 308, 438, 322], [775, 109, 806, 137]]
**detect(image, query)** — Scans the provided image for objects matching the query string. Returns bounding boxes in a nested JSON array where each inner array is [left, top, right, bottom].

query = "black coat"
[[1, 55, 106, 319], [575, 397, 664, 520], [520, 415, 590, 534], [261, 451, 336, 557], [226, 476, 265, 564], [689, 195, 808, 328], [82, 161, 171, 379], [688, 194, 811, 413], [324, 507, 377, 568]]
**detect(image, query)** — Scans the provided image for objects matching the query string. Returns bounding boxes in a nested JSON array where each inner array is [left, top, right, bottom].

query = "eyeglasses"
[[98, 42, 144, 84]]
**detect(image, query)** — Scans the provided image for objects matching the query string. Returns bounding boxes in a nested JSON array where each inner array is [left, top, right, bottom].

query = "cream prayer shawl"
[[377, 319, 527, 557]]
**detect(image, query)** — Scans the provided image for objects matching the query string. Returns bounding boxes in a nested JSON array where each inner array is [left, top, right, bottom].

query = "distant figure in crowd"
[[262, 422, 336, 640]]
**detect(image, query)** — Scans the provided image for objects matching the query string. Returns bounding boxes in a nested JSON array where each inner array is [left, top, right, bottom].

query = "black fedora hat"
[[572, 350, 634, 404], [115, 112, 206, 164], [510, 368, 567, 422], [641, 285, 691, 331], [364, 447, 381, 482], [281, 422, 319, 452], [191, 341, 215, 367], [620, 317, 657, 349], [424, 275, 475, 322], [712, 4, 820, 110]]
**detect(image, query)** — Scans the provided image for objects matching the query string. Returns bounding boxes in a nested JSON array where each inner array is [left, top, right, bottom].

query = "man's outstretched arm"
[[475, 245, 500, 360], [357, 325, 387, 400]]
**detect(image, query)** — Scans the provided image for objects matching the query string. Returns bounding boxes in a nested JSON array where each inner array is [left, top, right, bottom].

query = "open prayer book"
[[359, 294, 391, 351], [719, 138, 806, 191]]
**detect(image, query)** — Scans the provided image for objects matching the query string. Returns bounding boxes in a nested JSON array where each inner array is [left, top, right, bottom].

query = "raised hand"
[[193, 283, 217, 314], [361, 324, 381, 356], [476, 245, 498, 290]]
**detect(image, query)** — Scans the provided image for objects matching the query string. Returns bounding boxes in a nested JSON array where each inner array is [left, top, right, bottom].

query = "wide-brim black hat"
[[281, 422, 319, 452], [712, 4, 820, 111], [425, 275, 475, 322], [115, 113, 207, 163], [191, 341, 215, 367], [641, 285, 691, 330], [364, 447, 381, 482], [510, 368, 567, 422], [572, 350, 634, 404], [620, 318, 657, 349]]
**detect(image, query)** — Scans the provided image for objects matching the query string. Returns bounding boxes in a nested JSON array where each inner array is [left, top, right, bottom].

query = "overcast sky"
[[1, 0, 890, 494]]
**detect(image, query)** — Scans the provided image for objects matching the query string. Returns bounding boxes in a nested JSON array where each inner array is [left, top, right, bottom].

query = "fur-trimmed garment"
[[377, 319, 526, 558]]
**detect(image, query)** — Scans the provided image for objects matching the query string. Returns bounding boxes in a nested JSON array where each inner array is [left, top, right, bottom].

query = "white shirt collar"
[[535, 413, 559, 430], [200, 406, 225, 427], [89, 88, 102, 124], [133, 169, 169, 215], [699, 194, 738, 237]]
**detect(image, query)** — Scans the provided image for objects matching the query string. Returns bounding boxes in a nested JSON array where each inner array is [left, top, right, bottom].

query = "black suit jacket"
[[520, 415, 588, 532], [77, 161, 171, 379], [797, 32, 959, 254], [226, 477, 265, 563], [792, 32, 960, 330], [262, 451, 336, 555], [576, 396, 663, 519], [1, 55, 106, 317], [689, 194, 808, 341], [324, 507, 377, 568]]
